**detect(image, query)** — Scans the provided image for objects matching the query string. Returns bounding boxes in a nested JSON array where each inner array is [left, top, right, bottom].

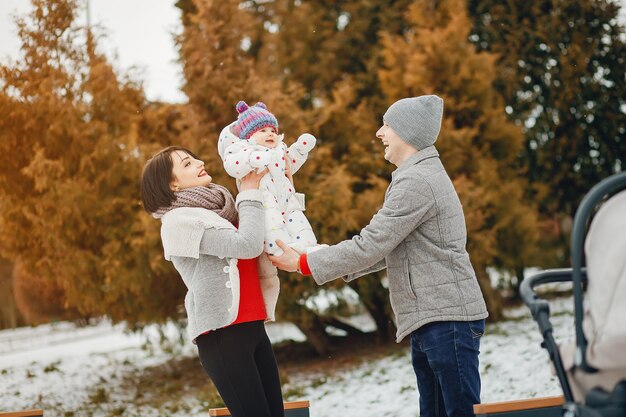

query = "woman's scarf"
[[152, 183, 238, 225]]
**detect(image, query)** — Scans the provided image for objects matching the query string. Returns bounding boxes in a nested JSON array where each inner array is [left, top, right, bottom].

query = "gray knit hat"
[[383, 95, 444, 150]]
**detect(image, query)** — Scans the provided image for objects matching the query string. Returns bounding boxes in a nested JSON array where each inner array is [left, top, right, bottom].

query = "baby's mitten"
[[292, 133, 316, 154]]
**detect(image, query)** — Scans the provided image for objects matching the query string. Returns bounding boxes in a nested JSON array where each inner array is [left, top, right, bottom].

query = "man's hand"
[[268, 240, 301, 272]]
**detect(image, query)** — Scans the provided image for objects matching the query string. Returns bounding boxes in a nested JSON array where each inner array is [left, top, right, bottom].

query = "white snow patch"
[[0, 298, 576, 416]]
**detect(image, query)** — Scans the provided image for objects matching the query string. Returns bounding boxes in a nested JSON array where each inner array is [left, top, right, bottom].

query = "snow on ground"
[[0, 297, 575, 417], [283, 299, 574, 417]]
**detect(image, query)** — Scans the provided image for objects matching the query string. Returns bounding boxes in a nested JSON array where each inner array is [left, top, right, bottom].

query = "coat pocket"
[[387, 259, 417, 299], [387, 260, 418, 314], [404, 259, 418, 300]]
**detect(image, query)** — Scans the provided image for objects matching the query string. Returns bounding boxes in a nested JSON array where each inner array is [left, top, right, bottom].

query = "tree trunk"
[[293, 311, 333, 357], [0, 258, 24, 329], [475, 266, 504, 322], [512, 265, 525, 301], [348, 276, 395, 342], [321, 317, 365, 336]]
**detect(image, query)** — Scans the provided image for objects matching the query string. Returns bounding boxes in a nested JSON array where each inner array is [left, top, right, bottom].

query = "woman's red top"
[[229, 256, 267, 325]]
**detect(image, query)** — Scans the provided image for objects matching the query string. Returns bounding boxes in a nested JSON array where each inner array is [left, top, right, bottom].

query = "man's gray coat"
[[308, 146, 488, 342]]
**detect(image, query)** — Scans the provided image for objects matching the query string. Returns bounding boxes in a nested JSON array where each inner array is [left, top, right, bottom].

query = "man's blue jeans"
[[410, 319, 485, 417]]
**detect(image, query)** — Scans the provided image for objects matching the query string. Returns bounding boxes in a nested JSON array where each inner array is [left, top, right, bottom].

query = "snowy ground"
[[0, 297, 575, 417]]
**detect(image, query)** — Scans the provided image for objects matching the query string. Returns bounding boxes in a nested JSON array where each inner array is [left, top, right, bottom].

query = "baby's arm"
[[223, 142, 274, 179], [286, 133, 316, 175]]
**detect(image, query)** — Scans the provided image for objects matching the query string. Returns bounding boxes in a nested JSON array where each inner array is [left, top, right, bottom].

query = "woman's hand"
[[268, 240, 301, 272], [284, 158, 294, 185], [240, 168, 268, 191]]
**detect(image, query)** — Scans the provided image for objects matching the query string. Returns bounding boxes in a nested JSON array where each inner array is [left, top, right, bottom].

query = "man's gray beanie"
[[383, 95, 444, 150]]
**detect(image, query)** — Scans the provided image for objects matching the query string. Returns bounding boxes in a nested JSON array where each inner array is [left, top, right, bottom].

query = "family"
[[140, 95, 488, 417]]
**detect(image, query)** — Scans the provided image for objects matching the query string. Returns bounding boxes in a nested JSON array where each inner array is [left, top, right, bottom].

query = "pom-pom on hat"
[[232, 101, 279, 140]]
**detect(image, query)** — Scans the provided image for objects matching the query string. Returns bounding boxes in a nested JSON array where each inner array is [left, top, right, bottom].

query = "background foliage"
[[0, 0, 623, 354]]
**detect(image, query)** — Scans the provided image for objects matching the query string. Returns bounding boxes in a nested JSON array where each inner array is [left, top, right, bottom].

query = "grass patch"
[[43, 362, 61, 373], [283, 385, 306, 400], [90, 387, 109, 404]]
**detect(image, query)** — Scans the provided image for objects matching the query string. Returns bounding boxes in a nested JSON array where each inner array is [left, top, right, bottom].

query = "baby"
[[218, 101, 317, 256]]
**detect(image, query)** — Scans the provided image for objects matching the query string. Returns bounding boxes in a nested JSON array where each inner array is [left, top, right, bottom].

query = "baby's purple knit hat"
[[232, 101, 279, 140]]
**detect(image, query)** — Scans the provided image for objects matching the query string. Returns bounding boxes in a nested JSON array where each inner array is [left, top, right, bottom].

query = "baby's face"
[[249, 127, 279, 148]]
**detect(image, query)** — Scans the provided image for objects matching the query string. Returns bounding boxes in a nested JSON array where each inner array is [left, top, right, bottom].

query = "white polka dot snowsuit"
[[218, 123, 318, 256]]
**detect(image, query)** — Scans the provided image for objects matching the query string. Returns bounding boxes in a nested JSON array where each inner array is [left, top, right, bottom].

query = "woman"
[[141, 146, 284, 417]]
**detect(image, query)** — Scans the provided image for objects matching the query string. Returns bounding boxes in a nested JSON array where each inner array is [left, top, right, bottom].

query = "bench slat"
[[0, 411, 44, 417], [474, 396, 564, 415], [209, 400, 309, 416]]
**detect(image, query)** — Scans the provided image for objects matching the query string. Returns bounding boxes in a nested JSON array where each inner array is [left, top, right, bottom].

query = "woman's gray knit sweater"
[[159, 189, 280, 343]]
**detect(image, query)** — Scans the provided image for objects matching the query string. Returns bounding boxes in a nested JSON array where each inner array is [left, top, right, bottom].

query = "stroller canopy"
[[583, 190, 626, 371]]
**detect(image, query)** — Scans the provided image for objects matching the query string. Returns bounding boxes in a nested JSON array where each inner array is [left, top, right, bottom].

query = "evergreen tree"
[[257, 0, 414, 106], [258, 1, 407, 341], [175, 0, 312, 186], [249, 0, 546, 331], [0, 0, 94, 321], [379, 0, 545, 317], [176, 0, 361, 353], [468, 0, 626, 255], [0, 0, 184, 324]]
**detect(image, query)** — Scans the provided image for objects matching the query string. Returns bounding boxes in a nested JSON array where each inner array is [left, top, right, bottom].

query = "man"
[[269, 95, 488, 417]]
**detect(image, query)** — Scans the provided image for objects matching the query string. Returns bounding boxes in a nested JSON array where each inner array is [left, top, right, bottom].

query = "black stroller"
[[520, 171, 626, 417]]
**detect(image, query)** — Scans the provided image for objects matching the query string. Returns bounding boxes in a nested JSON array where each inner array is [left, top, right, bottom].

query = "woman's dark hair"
[[140, 146, 200, 213]]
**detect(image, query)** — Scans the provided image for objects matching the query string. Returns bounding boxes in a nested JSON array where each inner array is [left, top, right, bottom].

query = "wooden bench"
[[0, 411, 44, 417], [474, 396, 564, 417], [209, 400, 310, 416]]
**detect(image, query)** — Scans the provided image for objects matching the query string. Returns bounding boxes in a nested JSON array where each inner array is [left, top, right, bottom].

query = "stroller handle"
[[520, 268, 587, 331], [520, 268, 587, 403]]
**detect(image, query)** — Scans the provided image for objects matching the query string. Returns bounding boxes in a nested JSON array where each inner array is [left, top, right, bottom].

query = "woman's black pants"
[[196, 320, 285, 417]]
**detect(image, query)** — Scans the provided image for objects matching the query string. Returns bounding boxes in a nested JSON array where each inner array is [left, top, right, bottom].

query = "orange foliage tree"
[[0, 0, 185, 325]]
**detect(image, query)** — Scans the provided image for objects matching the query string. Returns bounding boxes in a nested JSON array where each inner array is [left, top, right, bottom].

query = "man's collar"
[[395, 146, 439, 173]]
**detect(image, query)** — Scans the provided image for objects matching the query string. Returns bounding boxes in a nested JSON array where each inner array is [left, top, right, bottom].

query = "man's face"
[[376, 122, 416, 167], [249, 127, 279, 148]]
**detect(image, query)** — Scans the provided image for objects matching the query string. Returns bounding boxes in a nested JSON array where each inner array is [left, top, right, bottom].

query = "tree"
[[256, 1, 408, 342], [255, 0, 414, 106], [0, 0, 185, 325], [175, 0, 355, 354], [239, 0, 538, 334], [0, 0, 96, 321], [468, 0, 626, 257], [378, 0, 546, 317]]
